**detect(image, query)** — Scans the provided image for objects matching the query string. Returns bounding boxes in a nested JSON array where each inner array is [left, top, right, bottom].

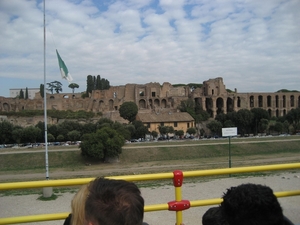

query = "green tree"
[[68, 83, 79, 93], [86, 75, 94, 95], [119, 102, 138, 123], [151, 130, 158, 139], [80, 127, 124, 160], [175, 130, 184, 138], [258, 119, 269, 133], [57, 134, 65, 142], [274, 122, 283, 134], [19, 89, 24, 99], [285, 108, 300, 133], [22, 126, 41, 143], [158, 125, 168, 136], [12, 128, 23, 144], [67, 130, 81, 142], [96, 75, 101, 90], [0, 121, 13, 144], [236, 109, 253, 136], [25, 87, 29, 99], [40, 84, 44, 98], [186, 127, 197, 135], [47, 81, 63, 94], [206, 120, 222, 136], [251, 108, 270, 134], [47, 133, 55, 142]]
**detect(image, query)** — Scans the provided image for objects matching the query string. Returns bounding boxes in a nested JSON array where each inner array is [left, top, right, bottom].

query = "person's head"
[[220, 183, 284, 225], [71, 184, 89, 225], [85, 178, 144, 225], [202, 206, 227, 225]]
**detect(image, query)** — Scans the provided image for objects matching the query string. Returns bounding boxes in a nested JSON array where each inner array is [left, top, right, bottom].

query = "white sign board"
[[222, 127, 237, 137]]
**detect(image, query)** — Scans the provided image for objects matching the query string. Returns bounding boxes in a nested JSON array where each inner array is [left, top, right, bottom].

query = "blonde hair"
[[70, 185, 89, 225]]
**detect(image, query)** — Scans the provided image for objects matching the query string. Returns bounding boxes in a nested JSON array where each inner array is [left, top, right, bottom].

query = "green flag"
[[56, 49, 73, 83]]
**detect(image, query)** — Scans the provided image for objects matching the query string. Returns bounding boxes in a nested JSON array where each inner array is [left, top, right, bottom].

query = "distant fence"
[[0, 163, 300, 225]]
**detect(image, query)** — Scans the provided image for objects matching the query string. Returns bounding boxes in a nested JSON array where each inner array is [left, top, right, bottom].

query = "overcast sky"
[[0, 0, 299, 97]]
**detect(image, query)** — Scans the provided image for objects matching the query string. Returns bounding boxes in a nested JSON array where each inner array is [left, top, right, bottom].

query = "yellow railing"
[[0, 162, 300, 225]]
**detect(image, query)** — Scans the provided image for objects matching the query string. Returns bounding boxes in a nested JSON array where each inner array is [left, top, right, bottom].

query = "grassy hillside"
[[1, 137, 300, 172]]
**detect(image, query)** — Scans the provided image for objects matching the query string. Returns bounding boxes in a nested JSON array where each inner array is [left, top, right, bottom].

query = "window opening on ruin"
[[283, 95, 286, 108], [290, 95, 294, 107], [113, 92, 117, 98], [237, 97, 241, 107], [250, 96, 254, 108], [139, 91, 144, 96], [258, 96, 263, 107], [283, 109, 286, 116], [114, 106, 118, 110], [50, 96, 55, 99], [212, 89, 214, 95], [174, 122, 178, 127], [187, 123, 190, 128], [267, 96, 271, 107], [276, 95, 279, 108], [152, 92, 156, 97], [276, 109, 279, 117]]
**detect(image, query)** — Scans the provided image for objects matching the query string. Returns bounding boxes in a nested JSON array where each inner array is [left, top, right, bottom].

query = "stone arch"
[[205, 98, 213, 117], [276, 109, 279, 117], [99, 100, 104, 110], [161, 99, 167, 108], [216, 97, 224, 114], [290, 95, 294, 107], [3, 103, 10, 111], [275, 95, 279, 108], [258, 95, 263, 107], [50, 96, 55, 99], [109, 99, 114, 111], [149, 99, 153, 109], [267, 96, 271, 107], [63, 95, 69, 99], [226, 97, 234, 113], [237, 97, 241, 108], [283, 95, 286, 108], [250, 96, 254, 108], [154, 99, 160, 107], [139, 99, 146, 109], [283, 109, 286, 116]]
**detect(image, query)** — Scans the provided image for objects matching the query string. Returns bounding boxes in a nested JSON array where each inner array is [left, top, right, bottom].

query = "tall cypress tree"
[[25, 87, 29, 99], [96, 75, 101, 90], [86, 75, 94, 94], [40, 84, 44, 98], [19, 89, 24, 99]]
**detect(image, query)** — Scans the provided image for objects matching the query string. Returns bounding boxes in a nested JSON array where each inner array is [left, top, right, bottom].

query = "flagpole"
[[43, 0, 49, 180]]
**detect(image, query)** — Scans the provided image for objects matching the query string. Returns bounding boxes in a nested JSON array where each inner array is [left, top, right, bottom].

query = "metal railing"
[[0, 162, 300, 225]]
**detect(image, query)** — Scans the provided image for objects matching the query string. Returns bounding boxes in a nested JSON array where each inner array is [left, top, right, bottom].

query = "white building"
[[10, 88, 40, 99]]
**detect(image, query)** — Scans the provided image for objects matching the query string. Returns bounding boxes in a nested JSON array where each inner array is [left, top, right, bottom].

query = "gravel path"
[[1, 172, 300, 225]]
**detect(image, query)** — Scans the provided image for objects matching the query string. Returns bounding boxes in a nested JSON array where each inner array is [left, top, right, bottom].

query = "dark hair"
[[85, 178, 144, 225], [220, 183, 284, 225], [202, 207, 227, 225]]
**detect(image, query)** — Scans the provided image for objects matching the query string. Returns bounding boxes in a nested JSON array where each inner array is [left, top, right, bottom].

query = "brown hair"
[[85, 178, 144, 225]]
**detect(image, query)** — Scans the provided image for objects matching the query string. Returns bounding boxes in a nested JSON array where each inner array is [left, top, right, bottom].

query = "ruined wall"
[[1, 78, 300, 119]]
